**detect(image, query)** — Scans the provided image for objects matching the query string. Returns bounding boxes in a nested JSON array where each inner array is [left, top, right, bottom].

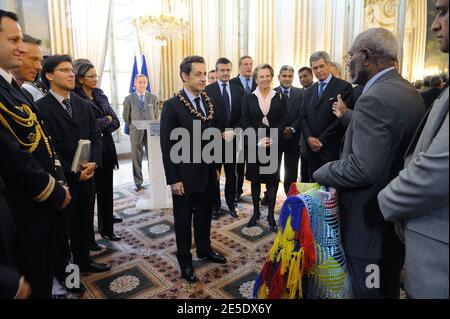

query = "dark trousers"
[[251, 182, 278, 214], [307, 153, 332, 182], [94, 158, 115, 236], [16, 223, 56, 299], [55, 180, 95, 279], [300, 156, 311, 183], [283, 147, 300, 195], [172, 183, 214, 267], [213, 163, 237, 210], [346, 255, 404, 299]]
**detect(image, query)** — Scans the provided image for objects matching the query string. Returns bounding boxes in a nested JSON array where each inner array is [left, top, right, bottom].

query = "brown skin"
[[432, 0, 449, 53], [0, 17, 26, 71], [298, 70, 314, 88], [80, 67, 112, 122], [207, 71, 217, 84], [11, 42, 42, 85]]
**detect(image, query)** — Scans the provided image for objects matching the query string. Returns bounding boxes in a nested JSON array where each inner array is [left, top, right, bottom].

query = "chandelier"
[[132, 0, 189, 45]]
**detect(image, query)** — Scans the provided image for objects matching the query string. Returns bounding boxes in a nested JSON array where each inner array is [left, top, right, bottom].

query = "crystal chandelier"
[[132, 0, 189, 45]]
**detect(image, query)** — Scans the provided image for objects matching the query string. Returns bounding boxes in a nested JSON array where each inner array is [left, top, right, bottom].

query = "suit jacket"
[[275, 86, 304, 150], [205, 81, 244, 131], [421, 87, 442, 111], [378, 87, 449, 299], [0, 264, 20, 299], [0, 76, 66, 245], [0, 176, 16, 268], [313, 70, 426, 260], [160, 90, 218, 193], [300, 76, 353, 161], [36, 92, 102, 184], [123, 91, 159, 144], [230, 75, 257, 94], [240, 91, 288, 183]]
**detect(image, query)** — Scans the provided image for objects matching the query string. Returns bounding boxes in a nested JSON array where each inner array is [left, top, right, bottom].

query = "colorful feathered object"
[[253, 195, 316, 299]]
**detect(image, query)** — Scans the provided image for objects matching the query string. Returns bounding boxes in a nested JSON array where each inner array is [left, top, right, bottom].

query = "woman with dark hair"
[[74, 62, 121, 244], [241, 64, 287, 232]]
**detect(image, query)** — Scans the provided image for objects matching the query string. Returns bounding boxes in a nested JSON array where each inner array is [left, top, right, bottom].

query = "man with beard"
[[313, 28, 426, 298], [378, 0, 449, 299]]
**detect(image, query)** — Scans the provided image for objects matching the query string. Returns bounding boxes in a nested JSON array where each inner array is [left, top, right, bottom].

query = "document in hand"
[[71, 139, 91, 173]]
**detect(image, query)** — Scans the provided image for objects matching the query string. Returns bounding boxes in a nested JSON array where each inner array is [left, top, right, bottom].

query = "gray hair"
[[331, 61, 342, 73], [310, 51, 331, 66], [279, 65, 294, 75], [350, 28, 399, 67], [23, 34, 42, 46]]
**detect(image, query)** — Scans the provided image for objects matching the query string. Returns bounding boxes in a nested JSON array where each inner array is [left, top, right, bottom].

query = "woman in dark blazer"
[[74, 62, 121, 243], [241, 64, 287, 232]]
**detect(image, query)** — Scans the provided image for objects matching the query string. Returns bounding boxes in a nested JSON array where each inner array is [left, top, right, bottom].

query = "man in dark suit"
[[300, 51, 354, 179], [421, 75, 444, 110], [0, 10, 72, 298], [274, 65, 304, 195], [205, 57, 244, 220], [160, 56, 226, 283], [37, 55, 110, 293], [314, 28, 426, 298], [229, 56, 257, 202], [298, 66, 315, 89]]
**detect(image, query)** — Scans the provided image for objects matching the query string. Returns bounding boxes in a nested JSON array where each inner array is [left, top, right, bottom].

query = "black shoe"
[[180, 264, 197, 283], [62, 281, 86, 294], [197, 251, 227, 264], [101, 233, 122, 241], [113, 214, 123, 223], [90, 242, 103, 251], [229, 207, 239, 219], [212, 209, 221, 220], [247, 210, 260, 228], [268, 213, 278, 233], [260, 196, 269, 206], [80, 261, 111, 273], [135, 185, 143, 192]]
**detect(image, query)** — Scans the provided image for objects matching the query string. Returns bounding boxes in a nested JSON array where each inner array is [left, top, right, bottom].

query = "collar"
[[136, 91, 146, 98], [50, 89, 70, 105], [280, 86, 292, 94], [0, 67, 13, 84], [217, 80, 229, 87], [252, 86, 277, 99], [363, 67, 396, 94], [239, 75, 252, 82], [183, 88, 201, 104], [319, 73, 332, 85]]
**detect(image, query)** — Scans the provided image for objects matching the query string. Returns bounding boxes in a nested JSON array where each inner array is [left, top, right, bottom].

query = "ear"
[[45, 72, 54, 82], [181, 72, 188, 83]]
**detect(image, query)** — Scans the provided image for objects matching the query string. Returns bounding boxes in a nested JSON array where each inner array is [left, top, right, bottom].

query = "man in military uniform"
[[0, 10, 71, 299]]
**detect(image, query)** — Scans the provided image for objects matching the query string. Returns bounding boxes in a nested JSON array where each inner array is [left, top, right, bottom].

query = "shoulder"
[[230, 83, 243, 93], [334, 77, 352, 89], [205, 83, 217, 93], [35, 93, 53, 109]]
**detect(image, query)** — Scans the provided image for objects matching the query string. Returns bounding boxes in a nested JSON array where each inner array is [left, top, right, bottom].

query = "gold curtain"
[[48, 0, 73, 55], [363, 0, 427, 82], [254, 0, 275, 66], [293, 0, 311, 67]]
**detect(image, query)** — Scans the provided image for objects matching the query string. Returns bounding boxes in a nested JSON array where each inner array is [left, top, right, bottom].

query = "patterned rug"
[[65, 180, 285, 299]]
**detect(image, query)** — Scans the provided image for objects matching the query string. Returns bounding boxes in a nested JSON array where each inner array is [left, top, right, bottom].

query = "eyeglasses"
[[83, 75, 98, 80], [54, 68, 75, 74]]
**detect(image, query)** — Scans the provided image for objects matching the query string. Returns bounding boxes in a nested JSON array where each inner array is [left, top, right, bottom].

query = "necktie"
[[245, 78, 251, 95], [318, 82, 327, 99], [283, 89, 289, 100], [222, 83, 231, 122], [139, 95, 145, 109], [194, 97, 206, 117], [62, 98, 73, 117]]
